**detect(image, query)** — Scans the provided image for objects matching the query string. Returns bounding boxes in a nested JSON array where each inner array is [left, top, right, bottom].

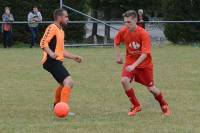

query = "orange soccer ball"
[[54, 102, 70, 118]]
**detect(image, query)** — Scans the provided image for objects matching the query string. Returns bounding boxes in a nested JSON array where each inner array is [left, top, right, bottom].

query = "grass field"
[[0, 44, 200, 133]]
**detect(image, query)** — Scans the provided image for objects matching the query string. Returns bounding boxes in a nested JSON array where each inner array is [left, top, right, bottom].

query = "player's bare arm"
[[115, 45, 123, 64], [126, 53, 147, 72], [63, 50, 83, 63], [43, 47, 58, 59]]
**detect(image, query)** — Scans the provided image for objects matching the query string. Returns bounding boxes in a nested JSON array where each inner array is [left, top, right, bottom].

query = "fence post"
[[93, 35, 97, 45], [104, 35, 108, 45], [60, 0, 63, 9]]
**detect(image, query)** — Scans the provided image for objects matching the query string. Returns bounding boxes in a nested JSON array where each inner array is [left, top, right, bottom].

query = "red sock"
[[60, 86, 72, 104], [54, 86, 63, 104], [155, 92, 168, 106], [125, 88, 140, 107]]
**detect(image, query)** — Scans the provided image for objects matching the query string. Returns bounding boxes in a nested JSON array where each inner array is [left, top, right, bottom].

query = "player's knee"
[[121, 77, 129, 86], [147, 86, 154, 92], [147, 86, 160, 95], [63, 77, 74, 88]]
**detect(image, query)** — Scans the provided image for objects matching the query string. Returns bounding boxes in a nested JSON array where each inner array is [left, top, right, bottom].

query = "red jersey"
[[114, 26, 152, 68]]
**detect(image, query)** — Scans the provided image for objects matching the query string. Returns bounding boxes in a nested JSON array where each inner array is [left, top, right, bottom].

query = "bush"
[[0, 0, 87, 44], [163, 0, 200, 44]]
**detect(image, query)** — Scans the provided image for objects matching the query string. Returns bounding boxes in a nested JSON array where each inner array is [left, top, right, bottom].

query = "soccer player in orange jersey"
[[114, 10, 171, 116], [40, 9, 83, 110]]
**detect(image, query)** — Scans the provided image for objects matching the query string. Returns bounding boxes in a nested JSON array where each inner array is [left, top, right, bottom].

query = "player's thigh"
[[135, 67, 154, 87], [121, 66, 135, 82], [49, 62, 71, 84], [121, 76, 132, 84]]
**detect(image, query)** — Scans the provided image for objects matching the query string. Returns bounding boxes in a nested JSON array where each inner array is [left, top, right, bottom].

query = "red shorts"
[[122, 65, 154, 87]]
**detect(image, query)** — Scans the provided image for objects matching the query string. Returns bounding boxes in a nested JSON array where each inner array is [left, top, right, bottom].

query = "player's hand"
[[50, 53, 58, 59], [116, 55, 123, 64], [126, 64, 136, 72], [73, 55, 83, 63]]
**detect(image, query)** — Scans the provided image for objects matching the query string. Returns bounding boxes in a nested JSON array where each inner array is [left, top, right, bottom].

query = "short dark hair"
[[123, 10, 137, 18], [53, 9, 67, 20]]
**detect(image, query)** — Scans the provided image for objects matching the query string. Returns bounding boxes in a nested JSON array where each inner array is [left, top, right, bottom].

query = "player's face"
[[124, 16, 137, 30], [61, 11, 69, 26]]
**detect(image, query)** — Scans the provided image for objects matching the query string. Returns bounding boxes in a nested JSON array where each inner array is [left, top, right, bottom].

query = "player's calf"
[[147, 86, 171, 116], [53, 85, 63, 107], [58, 76, 73, 104], [121, 77, 141, 116]]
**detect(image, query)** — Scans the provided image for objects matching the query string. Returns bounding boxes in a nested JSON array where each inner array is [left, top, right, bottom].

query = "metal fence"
[[0, 21, 200, 47]]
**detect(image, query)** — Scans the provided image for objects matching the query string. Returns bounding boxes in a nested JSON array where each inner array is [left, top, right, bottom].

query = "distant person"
[[28, 6, 42, 48], [137, 9, 149, 29], [2, 7, 14, 48]]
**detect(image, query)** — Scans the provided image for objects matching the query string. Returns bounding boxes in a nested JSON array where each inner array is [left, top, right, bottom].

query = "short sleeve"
[[114, 29, 125, 46], [40, 24, 56, 49]]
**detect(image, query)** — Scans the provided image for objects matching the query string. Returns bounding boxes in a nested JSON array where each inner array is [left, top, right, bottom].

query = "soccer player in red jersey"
[[114, 10, 171, 116]]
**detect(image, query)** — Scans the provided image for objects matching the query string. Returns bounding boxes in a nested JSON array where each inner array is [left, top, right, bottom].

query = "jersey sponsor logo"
[[129, 41, 141, 50]]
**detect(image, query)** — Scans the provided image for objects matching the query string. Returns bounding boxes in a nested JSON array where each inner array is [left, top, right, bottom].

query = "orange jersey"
[[114, 26, 152, 68], [40, 24, 65, 64]]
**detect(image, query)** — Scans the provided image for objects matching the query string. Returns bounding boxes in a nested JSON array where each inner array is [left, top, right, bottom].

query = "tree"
[[0, 0, 87, 44], [63, 0, 88, 43], [162, 0, 200, 43], [87, 0, 159, 43]]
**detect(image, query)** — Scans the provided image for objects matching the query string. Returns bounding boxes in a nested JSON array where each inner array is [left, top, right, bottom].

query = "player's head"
[[123, 10, 138, 30], [33, 6, 38, 13], [54, 9, 69, 26]]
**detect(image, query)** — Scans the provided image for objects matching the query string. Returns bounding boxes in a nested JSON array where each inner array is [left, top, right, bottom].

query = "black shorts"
[[43, 59, 70, 83]]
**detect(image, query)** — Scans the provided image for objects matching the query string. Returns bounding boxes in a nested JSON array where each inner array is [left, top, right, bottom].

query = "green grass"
[[0, 45, 199, 133]]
